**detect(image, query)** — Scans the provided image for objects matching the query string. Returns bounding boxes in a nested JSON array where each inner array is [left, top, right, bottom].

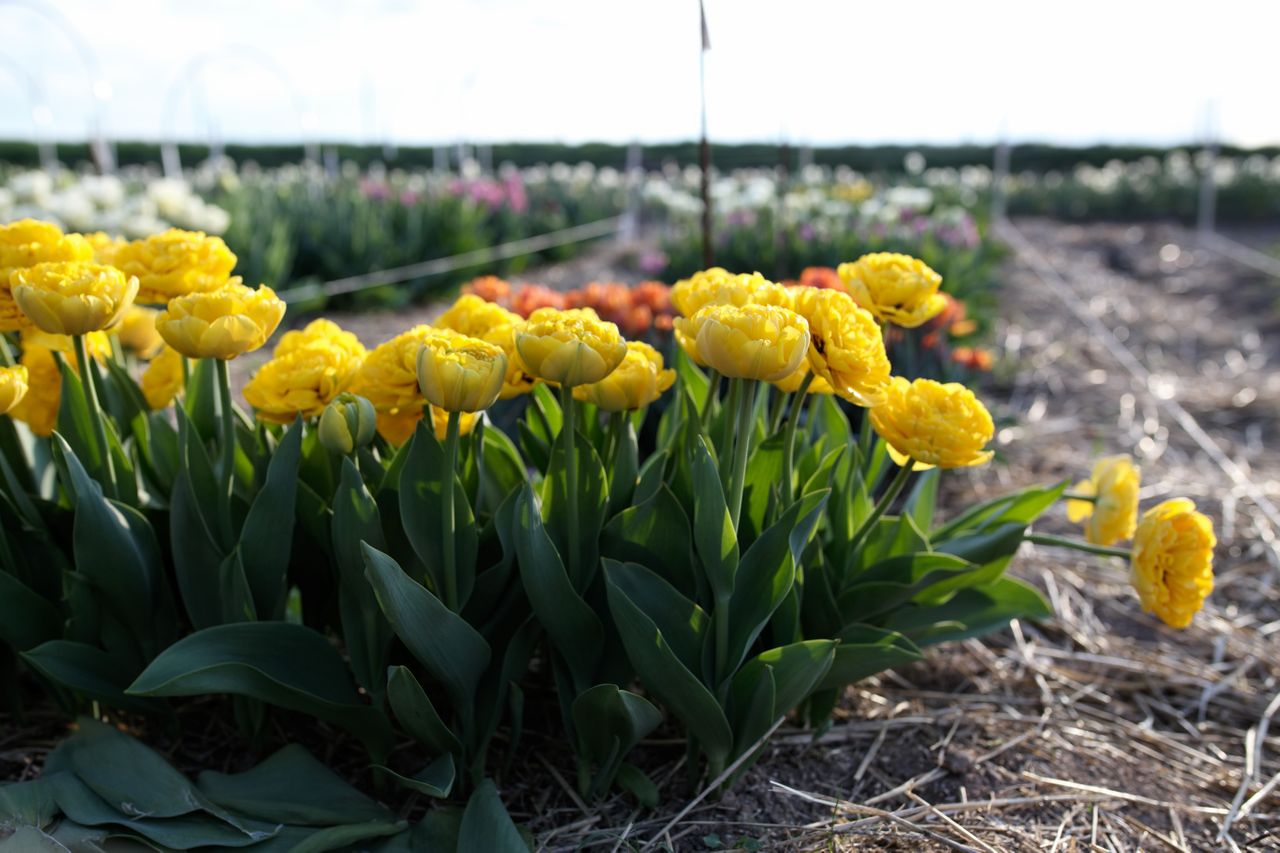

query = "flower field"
[[0, 186, 1267, 853]]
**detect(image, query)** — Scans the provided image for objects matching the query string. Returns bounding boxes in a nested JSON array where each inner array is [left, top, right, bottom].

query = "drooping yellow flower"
[[416, 331, 507, 414], [1130, 498, 1215, 628], [112, 229, 237, 305], [318, 393, 378, 454], [10, 344, 62, 436], [115, 305, 165, 358], [690, 303, 810, 383], [436, 294, 534, 399], [1067, 455, 1141, 546], [10, 261, 139, 336], [243, 334, 367, 424], [870, 376, 993, 469], [140, 346, 185, 410], [573, 340, 675, 412], [0, 365, 29, 414], [838, 253, 947, 328], [156, 281, 285, 360], [792, 288, 891, 407], [514, 307, 627, 387]]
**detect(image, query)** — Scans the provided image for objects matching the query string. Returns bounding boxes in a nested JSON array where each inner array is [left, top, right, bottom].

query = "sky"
[[0, 0, 1276, 148]]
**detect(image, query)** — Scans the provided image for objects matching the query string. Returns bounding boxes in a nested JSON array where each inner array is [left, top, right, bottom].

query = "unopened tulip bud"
[[319, 393, 377, 454]]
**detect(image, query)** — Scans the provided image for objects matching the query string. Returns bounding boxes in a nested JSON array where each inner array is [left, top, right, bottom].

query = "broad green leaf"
[[0, 571, 60, 651], [363, 544, 490, 712], [238, 418, 302, 619], [399, 424, 479, 608], [615, 763, 660, 808], [22, 641, 164, 716], [607, 418, 639, 517], [741, 433, 784, 540], [540, 430, 608, 589], [605, 564, 733, 767], [885, 577, 1053, 647], [128, 622, 392, 759], [632, 448, 669, 506], [386, 666, 463, 757], [46, 771, 277, 850], [727, 664, 775, 760], [170, 413, 226, 629], [53, 436, 169, 664], [513, 486, 601, 688], [456, 780, 529, 853], [731, 641, 835, 729], [674, 348, 710, 414], [904, 468, 940, 537], [376, 754, 455, 799], [0, 776, 57, 828], [600, 486, 696, 597], [690, 437, 737, 600], [571, 683, 662, 767], [331, 458, 392, 703], [478, 424, 527, 514], [55, 361, 104, 483], [816, 625, 923, 691], [601, 560, 707, 674], [197, 744, 392, 827]]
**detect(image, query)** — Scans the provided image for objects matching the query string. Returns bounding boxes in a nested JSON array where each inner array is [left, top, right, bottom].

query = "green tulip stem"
[[73, 334, 116, 498], [701, 369, 721, 432], [727, 379, 757, 532], [1062, 492, 1097, 503], [781, 372, 815, 507], [606, 410, 626, 469], [214, 358, 237, 542], [717, 378, 740, 473], [559, 383, 580, 584], [1026, 533, 1130, 559], [848, 460, 914, 556], [441, 409, 462, 612]]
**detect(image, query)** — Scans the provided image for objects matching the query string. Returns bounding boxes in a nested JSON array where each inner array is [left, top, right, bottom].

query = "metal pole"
[[1196, 102, 1218, 237], [992, 136, 1011, 223], [698, 0, 713, 269]]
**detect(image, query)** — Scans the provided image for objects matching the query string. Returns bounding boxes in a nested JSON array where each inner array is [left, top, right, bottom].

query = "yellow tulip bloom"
[[573, 340, 675, 412], [113, 229, 237, 305], [1067, 455, 1141, 546], [140, 346, 185, 410], [838, 252, 947, 328], [870, 376, 993, 469], [514, 307, 627, 388], [1130, 498, 1215, 628], [0, 365, 29, 415], [792, 288, 891, 407], [156, 281, 285, 360], [690, 303, 810, 383], [11, 261, 139, 336], [416, 332, 507, 413]]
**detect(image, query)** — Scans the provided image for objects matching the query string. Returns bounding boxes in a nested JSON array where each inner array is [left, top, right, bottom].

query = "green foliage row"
[[2, 138, 1272, 175]]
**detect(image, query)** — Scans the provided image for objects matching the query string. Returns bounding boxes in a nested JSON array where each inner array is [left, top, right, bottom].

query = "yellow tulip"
[[870, 376, 993, 469], [514, 307, 627, 387], [156, 281, 285, 360], [11, 261, 139, 336], [116, 305, 165, 358], [669, 266, 734, 316], [1130, 498, 1215, 628], [573, 340, 675, 412], [273, 318, 365, 359], [838, 252, 947, 328], [690, 303, 810, 383], [436, 294, 534, 399], [792, 288, 891, 407], [10, 344, 62, 436], [112, 229, 237, 305], [244, 336, 366, 424], [772, 363, 832, 395], [1066, 455, 1140, 546], [318, 393, 378, 454], [0, 219, 93, 332], [0, 365, 29, 414], [417, 331, 507, 413], [140, 346, 185, 410]]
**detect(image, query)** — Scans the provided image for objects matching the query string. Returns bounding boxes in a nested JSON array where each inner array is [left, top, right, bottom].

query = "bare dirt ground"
[[502, 221, 1280, 851]]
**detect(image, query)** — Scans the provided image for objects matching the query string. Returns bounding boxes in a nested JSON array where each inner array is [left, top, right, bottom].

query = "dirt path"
[[523, 221, 1280, 851]]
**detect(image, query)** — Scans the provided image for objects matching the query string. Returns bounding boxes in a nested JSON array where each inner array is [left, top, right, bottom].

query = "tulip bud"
[[319, 393, 377, 454]]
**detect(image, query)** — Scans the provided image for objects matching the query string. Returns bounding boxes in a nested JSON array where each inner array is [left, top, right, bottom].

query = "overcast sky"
[[1, 0, 1275, 147]]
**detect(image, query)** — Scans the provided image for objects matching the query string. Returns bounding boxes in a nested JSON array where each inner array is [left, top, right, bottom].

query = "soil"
[[6, 220, 1280, 851]]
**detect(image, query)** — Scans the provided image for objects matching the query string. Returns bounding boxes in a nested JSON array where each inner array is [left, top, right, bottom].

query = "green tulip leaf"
[[456, 780, 529, 853], [690, 436, 738, 600], [386, 665, 463, 757], [376, 753, 456, 799], [238, 417, 302, 619]]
